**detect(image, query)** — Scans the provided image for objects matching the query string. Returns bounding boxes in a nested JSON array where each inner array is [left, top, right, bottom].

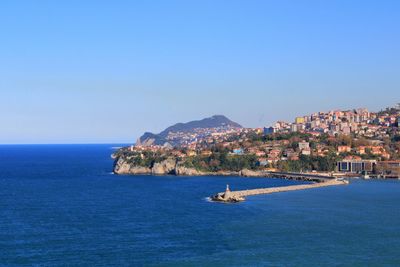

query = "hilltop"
[[136, 115, 242, 147]]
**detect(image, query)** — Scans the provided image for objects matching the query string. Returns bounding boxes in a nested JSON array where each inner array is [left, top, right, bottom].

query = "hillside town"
[[120, 104, 400, 178]]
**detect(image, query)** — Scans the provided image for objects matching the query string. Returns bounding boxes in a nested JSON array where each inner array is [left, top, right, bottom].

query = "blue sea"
[[1, 145, 400, 266]]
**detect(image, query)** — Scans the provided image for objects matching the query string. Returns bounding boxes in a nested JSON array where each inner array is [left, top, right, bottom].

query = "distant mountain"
[[136, 115, 242, 147], [136, 132, 168, 147], [160, 115, 242, 136]]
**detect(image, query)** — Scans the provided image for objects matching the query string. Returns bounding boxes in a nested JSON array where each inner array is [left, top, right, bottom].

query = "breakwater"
[[211, 178, 349, 203]]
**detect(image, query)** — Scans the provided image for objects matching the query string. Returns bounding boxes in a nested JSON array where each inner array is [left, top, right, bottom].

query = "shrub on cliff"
[[182, 153, 258, 172]]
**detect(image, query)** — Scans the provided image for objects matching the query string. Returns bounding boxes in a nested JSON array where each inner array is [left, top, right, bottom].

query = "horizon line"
[[0, 142, 132, 145]]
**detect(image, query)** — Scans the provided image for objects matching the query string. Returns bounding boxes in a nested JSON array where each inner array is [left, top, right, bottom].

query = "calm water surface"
[[1, 145, 400, 266]]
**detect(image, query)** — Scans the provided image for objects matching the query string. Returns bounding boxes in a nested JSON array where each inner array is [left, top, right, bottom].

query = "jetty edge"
[[211, 177, 349, 203]]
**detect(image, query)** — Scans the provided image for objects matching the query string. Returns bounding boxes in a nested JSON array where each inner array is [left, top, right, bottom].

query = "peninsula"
[[113, 104, 400, 179], [112, 113, 374, 201], [112, 104, 399, 200]]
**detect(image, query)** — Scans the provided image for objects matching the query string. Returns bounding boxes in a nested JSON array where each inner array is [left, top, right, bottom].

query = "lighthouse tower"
[[223, 184, 232, 200]]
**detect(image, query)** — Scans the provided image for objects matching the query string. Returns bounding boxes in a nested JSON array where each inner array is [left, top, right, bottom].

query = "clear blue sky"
[[1, 0, 399, 144]]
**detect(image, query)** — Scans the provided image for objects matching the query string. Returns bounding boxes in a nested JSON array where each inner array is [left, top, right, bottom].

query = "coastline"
[[113, 160, 336, 182], [113, 154, 351, 202], [113, 154, 343, 182]]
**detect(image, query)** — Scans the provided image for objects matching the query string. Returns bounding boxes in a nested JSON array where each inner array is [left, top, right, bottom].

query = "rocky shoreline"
[[113, 156, 335, 182], [114, 155, 243, 176], [113, 155, 349, 203]]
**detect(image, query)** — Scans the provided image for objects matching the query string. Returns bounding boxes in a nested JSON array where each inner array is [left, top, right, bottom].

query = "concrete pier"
[[211, 179, 349, 203]]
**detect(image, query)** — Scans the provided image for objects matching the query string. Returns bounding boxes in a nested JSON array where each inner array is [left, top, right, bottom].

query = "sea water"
[[1, 145, 400, 266]]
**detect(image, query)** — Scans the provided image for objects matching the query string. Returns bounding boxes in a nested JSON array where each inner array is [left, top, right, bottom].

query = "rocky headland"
[[112, 153, 334, 183], [113, 155, 239, 176]]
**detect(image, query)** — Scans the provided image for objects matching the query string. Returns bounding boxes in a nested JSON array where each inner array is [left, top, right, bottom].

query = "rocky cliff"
[[152, 158, 177, 175], [113, 157, 152, 174], [113, 156, 202, 176], [112, 155, 333, 182], [113, 155, 243, 176]]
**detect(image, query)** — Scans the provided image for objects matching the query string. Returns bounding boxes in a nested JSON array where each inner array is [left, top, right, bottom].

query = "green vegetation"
[[276, 154, 339, 172], [183, 153, 258, 172], [117, 150, 167, 168]]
